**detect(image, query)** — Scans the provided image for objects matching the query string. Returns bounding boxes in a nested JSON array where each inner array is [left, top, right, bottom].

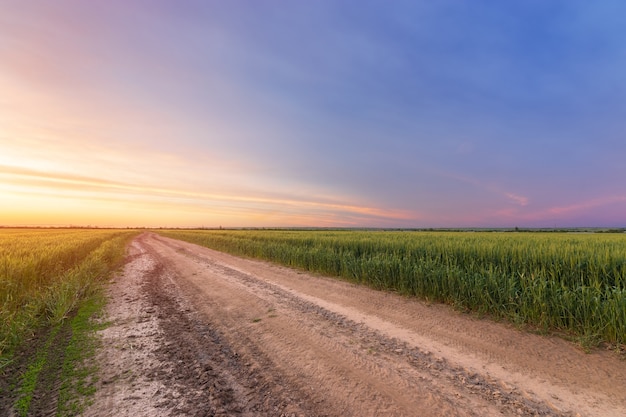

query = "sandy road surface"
[[86, 233, 626, 417]]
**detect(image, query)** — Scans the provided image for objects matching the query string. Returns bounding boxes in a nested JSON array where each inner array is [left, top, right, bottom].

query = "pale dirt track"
[[85, 233, 626, 417]]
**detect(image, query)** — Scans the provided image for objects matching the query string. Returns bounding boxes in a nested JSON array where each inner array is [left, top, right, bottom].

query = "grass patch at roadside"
[[14, 325, 61, 415], [57, 290, 109, 416]]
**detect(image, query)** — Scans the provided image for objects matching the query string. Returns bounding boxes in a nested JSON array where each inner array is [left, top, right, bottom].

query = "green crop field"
[[0, 228, 136, 359], [158, 229, 626, 347], [0, 228, 137, 416]]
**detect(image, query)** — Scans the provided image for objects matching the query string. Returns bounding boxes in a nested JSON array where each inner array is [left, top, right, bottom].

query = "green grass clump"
[[158, 229, 626, 347], [14, 326, 60, 416], [57, 292, 108, 416]]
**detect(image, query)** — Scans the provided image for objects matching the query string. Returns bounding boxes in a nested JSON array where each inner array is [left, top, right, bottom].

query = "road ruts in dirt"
[[87, 233, 626, 417], [85, 238, 315, 416]]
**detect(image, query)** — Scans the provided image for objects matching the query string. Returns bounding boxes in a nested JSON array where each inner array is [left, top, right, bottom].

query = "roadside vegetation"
[[158, 229, 626, 348], [0, 228, 137, 416]]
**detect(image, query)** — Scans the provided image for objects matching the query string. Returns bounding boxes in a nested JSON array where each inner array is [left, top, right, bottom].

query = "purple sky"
[[1, 1, 625, 227]]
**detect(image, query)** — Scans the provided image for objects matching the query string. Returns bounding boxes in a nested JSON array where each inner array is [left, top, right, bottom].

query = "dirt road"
[[85, 233, 626, 417]]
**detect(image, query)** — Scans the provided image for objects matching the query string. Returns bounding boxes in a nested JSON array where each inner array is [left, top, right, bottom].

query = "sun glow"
[[0, 158, 417, 227]]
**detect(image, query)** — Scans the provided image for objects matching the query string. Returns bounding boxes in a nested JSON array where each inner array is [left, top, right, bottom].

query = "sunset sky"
[[1, 1, 625, 228]]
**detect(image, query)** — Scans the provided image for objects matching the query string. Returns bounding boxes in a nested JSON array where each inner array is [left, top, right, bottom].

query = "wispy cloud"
[[505, 193, 529, 206], [548, 195, 626, 215], [436, 169, 530, 207], [0, 165, 132, 188], [485, 194, 626, 227], [0, 164, 417, 226]]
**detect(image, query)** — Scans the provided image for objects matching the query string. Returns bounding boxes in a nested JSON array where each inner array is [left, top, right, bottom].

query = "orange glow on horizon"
[[0, 162, 419, 228]]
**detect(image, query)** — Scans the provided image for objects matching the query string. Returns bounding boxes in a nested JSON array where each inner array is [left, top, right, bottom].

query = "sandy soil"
[[85, 233, 626, 417]]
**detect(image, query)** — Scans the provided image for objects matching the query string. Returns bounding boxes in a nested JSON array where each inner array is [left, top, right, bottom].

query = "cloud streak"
[[0, 164, 416, 227], [548, 195, 626, 216]]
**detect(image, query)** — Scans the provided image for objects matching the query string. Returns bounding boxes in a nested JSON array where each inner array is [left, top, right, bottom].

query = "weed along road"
[[86, 233, 626, 417]]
